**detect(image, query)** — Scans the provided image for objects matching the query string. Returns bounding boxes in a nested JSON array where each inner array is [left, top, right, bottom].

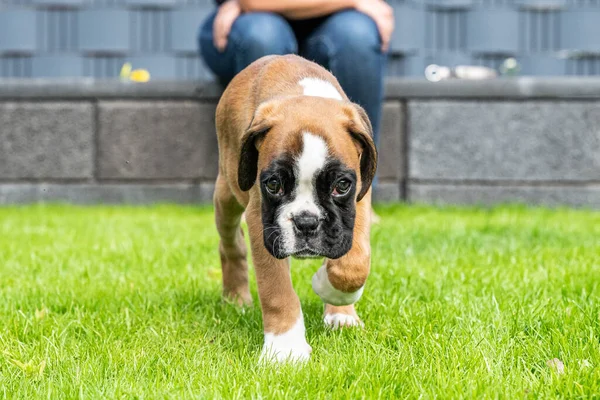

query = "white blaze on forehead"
[[276, 132, 328, 255], [297, 133, 328, 187], [290, 132, 327, 218], [299, 77, 343, 100]]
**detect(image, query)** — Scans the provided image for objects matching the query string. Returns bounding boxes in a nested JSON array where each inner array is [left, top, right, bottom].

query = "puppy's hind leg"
[[214, 174, 252, 306]]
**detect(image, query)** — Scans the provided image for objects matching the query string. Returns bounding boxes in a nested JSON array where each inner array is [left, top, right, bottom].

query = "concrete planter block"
[[378, 102, 404, 180], [0, 183, 214, 204], [409, 101, 600, 181], [0, 102, 94, 179], [373, 181, 402, 203], [98, 101, 218, 180]]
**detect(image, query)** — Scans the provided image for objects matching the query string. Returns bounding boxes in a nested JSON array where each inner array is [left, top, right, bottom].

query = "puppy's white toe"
[[324, 313, 364, 329]]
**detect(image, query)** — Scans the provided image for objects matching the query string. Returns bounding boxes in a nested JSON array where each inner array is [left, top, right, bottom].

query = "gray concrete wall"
[[1, 78, 599, 208]]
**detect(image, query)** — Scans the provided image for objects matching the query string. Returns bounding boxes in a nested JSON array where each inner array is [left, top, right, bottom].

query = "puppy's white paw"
[[312, 264, 364, 306], [260, 340, 312, 363], [324, 313, 364, 330], [260, 317, 311, 363]]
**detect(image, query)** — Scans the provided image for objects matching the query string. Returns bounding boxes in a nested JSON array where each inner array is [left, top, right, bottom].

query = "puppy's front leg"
[[312, 192, 372, 329], [246, 208, 311, 363], [313, 250, 369, 329]]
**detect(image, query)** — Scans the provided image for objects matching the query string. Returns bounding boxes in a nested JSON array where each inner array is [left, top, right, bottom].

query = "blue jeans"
[[198, 10, 386, 151]]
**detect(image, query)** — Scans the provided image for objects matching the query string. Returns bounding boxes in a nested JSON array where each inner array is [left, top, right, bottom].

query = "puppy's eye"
[[265, 177, 282, 195], [332, 179, 352, 197]]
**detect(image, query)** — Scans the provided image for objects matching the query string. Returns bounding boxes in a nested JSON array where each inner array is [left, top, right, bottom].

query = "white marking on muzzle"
[[276, 132, 328, 255]]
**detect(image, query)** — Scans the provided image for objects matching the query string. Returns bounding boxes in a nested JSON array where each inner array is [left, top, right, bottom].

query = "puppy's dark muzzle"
[[292, 212, 320, 237]]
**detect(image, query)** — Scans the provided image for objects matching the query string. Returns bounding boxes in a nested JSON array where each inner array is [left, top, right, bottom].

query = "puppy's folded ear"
[[342, 103, 378, 202], [238, 101, 279, 191]]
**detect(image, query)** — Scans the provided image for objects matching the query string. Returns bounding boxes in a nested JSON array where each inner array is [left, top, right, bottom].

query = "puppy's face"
[[238, 97, 377, 260], [259, 133, 358, 259]]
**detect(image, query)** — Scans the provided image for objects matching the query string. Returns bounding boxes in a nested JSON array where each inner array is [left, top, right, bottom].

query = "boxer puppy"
[[214, 54, 377, 363]]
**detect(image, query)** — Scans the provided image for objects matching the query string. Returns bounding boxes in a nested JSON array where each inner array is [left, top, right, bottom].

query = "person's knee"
[[231, 12, 297, 55], [322, 10, 381, 53]]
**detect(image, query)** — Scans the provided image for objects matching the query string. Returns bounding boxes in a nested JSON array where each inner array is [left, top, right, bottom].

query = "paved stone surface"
[[0, 80, 224, 100], [409, 101, 600, 181], [0, 102, 94, 179], [4, 78, 600, 100], [0, 183, 215, 204], [377, 102, 404, 180], [385, 77, 600, 99], [98, 101, 218, 180], [408, 183, 600, 208]]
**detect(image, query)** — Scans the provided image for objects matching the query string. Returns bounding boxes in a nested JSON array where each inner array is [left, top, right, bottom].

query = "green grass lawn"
[[1, 204, 599, 399]]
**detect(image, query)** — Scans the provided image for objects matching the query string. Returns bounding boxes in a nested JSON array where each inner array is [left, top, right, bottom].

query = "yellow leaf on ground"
[[130, 69, 151, 82]]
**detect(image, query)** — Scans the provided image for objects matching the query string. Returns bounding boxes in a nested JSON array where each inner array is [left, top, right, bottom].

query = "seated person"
[[198, 0, 394, 222]]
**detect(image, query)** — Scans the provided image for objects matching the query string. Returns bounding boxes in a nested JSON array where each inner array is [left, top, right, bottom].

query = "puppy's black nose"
[[292, 212, 320, 235]]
